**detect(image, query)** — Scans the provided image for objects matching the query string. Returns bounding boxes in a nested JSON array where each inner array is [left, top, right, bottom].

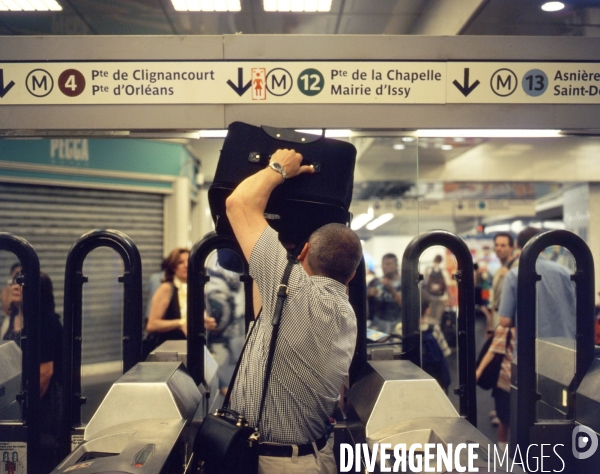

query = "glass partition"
[[347, 132, 591, 440], [349, 134, 419, 358]]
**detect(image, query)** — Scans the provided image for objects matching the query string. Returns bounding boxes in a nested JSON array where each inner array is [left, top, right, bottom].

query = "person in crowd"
[[145, 247, 190, 345], [1, 263, 21, 338], [498, 226, 576, 340], [4, 271, 63, 473], [367, 253, 402, 334], [143, 247, 217, 359], [226, 148, 362, 474], [486, 232, 517, 426], [493, 226, 576, 449], [476, 324, 515, 450], [423, 254, 450, 324], [491, 232, 518, 329]]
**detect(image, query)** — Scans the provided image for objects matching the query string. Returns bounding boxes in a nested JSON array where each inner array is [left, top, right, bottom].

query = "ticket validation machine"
[[148, 231, 247, 416], [336, 230, 511, 473], [0, 233, 41, 473], [59, 229, 144, 460], [512, 229, 600, 473], [53, 229, 216, 473]]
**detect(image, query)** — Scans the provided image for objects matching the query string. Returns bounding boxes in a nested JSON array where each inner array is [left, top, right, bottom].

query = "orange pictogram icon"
[[252, 68, 266, 100]]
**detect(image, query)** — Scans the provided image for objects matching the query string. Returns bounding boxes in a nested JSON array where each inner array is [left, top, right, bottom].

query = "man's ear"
[[298, 242, 310, 261]]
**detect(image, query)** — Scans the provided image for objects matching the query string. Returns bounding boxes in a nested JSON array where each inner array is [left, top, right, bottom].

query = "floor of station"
[[80, 312, 500, 443]]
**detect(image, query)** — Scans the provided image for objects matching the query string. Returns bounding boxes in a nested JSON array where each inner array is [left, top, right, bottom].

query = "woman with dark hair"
[[5, 271, 63, 473], [146, 247, 190, 346], [143, 247, 217, 359]]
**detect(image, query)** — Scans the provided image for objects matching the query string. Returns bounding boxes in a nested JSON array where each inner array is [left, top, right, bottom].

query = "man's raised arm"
[[225, 148, 314, 262]]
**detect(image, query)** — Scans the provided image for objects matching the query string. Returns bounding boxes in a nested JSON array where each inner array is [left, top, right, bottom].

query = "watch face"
[[270, 162, 285, 179]]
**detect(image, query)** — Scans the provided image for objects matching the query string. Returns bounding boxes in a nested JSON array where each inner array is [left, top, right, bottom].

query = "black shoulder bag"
[[194, 256, 295, 474]]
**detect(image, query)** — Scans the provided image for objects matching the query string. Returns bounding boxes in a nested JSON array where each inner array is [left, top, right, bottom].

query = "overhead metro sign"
[[448, 62, 600, 103], [0, 61, 447, 105], [3, 61, 599, 105]]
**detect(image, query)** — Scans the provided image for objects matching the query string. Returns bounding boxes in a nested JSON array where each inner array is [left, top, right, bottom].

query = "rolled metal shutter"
[[0, 182, 164, 365]]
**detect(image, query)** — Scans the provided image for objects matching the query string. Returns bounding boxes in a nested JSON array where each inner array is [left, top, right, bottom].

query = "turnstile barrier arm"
[[401, 229, 477, 426], [514, 229, 595, 451], [0, 232, 41, 473], [188, 232, 250, 387], [61, 229, 143, 458]]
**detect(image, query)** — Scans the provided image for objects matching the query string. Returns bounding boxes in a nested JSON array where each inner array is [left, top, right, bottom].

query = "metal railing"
[[401, 229, 477, 425], [61, 229, 142, 457], [514, 229, 595, 451], [187, 231, 250, 387], [0, 232, 41, 472]]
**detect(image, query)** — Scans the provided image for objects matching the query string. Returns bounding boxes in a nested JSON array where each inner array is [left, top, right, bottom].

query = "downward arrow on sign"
[[227, 68, 251, 96], [0, 70, 15, 98], [453, 68, 480, 97]]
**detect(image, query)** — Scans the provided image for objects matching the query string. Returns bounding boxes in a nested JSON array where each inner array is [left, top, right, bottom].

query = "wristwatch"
[[269, 161, 286, 183]]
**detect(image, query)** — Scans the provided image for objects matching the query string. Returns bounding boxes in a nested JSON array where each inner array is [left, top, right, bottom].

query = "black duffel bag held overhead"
[[208, 121, 357, 251]]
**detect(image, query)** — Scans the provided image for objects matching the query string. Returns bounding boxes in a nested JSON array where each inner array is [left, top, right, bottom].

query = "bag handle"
[[261, 125, 323, 144], [221, 254, 296, 428], [247, 151, 321, 173]]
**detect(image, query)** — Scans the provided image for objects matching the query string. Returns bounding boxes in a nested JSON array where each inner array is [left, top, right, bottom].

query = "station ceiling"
[[0, 0, 598, 36]]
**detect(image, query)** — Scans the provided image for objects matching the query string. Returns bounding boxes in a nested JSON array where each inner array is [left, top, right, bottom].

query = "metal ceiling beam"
[[410, 0, 489, 35], [158, 0, 180, 35], [63, 0, 98, 34]]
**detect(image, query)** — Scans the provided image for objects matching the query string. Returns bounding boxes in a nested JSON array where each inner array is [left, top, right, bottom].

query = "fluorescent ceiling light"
[[199, 130, 228, 138], [264, 0, 332, 12], [366, 213, 394, 231], [541, 2, 565, 12], [417, 129, 562, 138], [484, 224, 511, 234], [172, 0, 241, 11], [351, 207, 374, 231], [401, 136, 415, 142], [0, 0, 61, 10], [440, 144, 453, 151], [392, 144, 405, 151], [130, 131, 200, 139], [510, 220, 524, 234], [542, 221, 565, 230]]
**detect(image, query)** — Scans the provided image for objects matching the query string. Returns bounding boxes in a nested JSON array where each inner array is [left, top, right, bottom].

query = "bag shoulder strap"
[[221, 254, 296, 424], [256, 255, 296, 428]]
